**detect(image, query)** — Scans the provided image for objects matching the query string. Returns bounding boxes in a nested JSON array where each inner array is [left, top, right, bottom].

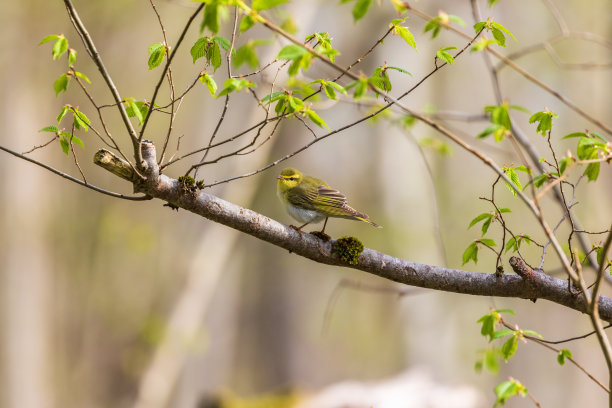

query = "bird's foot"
[[289, 225, 304, 237], [310, 231, 331, 242]]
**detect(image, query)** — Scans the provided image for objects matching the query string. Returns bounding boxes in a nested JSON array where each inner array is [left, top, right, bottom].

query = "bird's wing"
[[285, 183, 319, 210], [314, 185, 347, 208], [286, 184, 348, 212]]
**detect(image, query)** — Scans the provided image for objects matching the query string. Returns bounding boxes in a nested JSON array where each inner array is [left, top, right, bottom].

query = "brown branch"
[[91, 142, 612, 322]]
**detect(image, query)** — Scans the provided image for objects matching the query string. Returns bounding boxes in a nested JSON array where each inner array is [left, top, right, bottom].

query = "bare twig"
[[0, 145, 149, 201]]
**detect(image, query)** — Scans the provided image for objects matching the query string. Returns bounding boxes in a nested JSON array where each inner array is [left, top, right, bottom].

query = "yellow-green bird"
[[277, 167, 381, 234]]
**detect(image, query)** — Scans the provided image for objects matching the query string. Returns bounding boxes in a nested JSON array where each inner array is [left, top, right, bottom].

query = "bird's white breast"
[[286, 203, 326, 224]]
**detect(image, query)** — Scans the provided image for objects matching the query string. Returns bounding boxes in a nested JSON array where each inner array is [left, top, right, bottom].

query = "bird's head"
[[277, 168, 303, 191]]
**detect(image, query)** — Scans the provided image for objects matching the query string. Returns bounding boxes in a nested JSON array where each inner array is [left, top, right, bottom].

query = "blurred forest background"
[[1, 0, 611, 407]]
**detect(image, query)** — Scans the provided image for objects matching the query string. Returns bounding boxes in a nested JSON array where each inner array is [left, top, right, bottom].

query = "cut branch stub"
[[94, 149, 138, 183]]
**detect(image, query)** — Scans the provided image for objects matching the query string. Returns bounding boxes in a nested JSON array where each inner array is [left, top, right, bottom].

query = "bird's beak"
[[276, 176, 283, 180]]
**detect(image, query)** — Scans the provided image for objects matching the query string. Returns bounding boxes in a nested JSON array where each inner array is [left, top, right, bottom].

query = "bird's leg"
[[320, 217, 329, 234], [290, 222, 310, 237]]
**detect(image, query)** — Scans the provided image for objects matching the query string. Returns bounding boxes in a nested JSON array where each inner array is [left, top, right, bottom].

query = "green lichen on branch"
[[177, 175, 205, 192], [333, 236, 364, 265]]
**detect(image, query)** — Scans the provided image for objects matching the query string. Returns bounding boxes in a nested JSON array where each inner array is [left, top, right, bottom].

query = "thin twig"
[[0, 144, 150, 201]]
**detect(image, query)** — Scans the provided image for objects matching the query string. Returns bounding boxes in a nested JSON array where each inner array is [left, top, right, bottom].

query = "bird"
[[276, 167, 381, 235]]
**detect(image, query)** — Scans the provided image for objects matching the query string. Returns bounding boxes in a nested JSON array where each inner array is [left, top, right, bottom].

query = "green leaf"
[[148, 43, 166, 70], [529, 110, 557, 136], [492, 329, 514, 339], [39, 34, 59, 45], [240, 15, 257, 32], [68, 49, 77, 66], [477, 313, 496, 340], [54, 73, 70, 96], [72, 109, 90, 132], [394, 25, 418, 51], [559, 156, 572, 175], [234, 41, 260, 69], [436, 46, 457, 65], [462, 241, 479, 265], [481, 217, 492, 236], [71, 134, 85, 149], [200, 73, 218, 97], [501, 334, 519, 361], [352, 0, 373, 21], [191, 38, 209, 63], [59, 137, 70, 156], [352, 77, 369, 99], [74, 71, 91, 83], [503, 167, 523, 197], [277, 44, 307, 60], [207, 40, 222, 71], [492, 22, 517, 41], [39, 125, 59, 133], [523, 329, 542, 338], [217, 78, 256, 97], [477, 124, 502, 139], [322, 84, 337, 100], [305, 108, 328, 128], [386, 66, 411, 76], [494, 379, 527, 406], [471, 38, 497, 52], [261, 91, 286, 104], [252, 0, 287, 11], [584, 162, 600, 181], [514, 165, 531, 174], [326, 81, 348, 96], [52, 35, 69, 60], [57, 105, 70, 123], [473, 22, 486, 33], [125, 98, 144, 124], [480, 238, 497, 247], [214, 36, 231, 51], [563, 132, 587, 139], [201, 3, 220, 34], [468, 213, 493, 229], [557, 349, 572, 366], [491, 28, 507, 47], [505, 236, 518, 253]]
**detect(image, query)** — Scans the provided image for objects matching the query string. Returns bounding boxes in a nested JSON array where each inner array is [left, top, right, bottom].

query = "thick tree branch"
[[94, 143, 612, 322]]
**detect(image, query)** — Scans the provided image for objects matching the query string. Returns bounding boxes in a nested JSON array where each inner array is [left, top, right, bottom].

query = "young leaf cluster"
[[233, 39, 268, 70], [305, 32, 340, 63], [277, 44, 313, 76], [562, 131, 610, 181], [262, 91, 328, 128], [40, 34, 90, 96], [477, 103, 529, 142], [494, 378, 528, 407], [389, 19, 418, 51], [190, 36, 230, 72], [529, 109, 557, 136], [40, 105, 90, 156], [502, 165, 530, 197], [124, 98, 151, 125], [473, 19, 516, 47], [424, 11, 465, 39]]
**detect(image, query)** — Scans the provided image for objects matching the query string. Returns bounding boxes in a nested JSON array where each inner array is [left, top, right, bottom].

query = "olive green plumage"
[[276, 167, 381, 233]]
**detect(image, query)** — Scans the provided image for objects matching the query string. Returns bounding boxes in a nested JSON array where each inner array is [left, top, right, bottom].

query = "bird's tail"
[[356, 216, 382, 228]]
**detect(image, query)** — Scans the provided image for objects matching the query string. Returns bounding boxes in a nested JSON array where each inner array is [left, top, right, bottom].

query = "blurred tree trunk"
[[0, 4, 54, 407]]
